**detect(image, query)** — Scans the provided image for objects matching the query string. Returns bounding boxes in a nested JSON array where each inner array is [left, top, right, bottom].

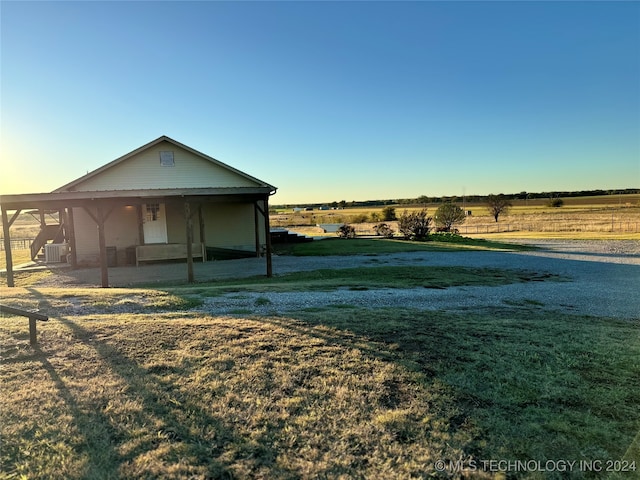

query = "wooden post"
[[263, 197, 273, 277], [254, 202, 261, 257], [97, 206, 109, 288], [1, 207, 14, 287], [185, 201, 194, 283], [67, 207, 78, 268], [29, 317, 37, 346], [136, 204, 145, 246], [198, 205, 206, 261]]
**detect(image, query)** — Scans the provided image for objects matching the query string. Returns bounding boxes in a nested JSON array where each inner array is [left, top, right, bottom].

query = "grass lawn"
[[274, 236, 535, 256], [1, 242, 638, 479]]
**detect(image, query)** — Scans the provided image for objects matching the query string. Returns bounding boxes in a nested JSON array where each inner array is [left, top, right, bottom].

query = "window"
[[146, 203, 160, 221]]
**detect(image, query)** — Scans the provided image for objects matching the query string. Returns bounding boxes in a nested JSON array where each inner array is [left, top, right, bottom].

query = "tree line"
[[273, 188, 639, 210]]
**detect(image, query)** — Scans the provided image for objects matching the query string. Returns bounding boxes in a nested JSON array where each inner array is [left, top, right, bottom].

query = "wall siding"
[[72, 206, 140, 266], [71, 202, 264, 265], [70, 141, 259, 191]]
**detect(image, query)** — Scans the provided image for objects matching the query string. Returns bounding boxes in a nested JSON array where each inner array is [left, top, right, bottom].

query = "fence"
[[0, 238, 34, 251], [350, 221, 640, 236], [456, 222, 640, 234]]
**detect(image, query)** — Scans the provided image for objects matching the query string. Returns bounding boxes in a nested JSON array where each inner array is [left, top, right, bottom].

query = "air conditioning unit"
[[44, 243, 68, 263]]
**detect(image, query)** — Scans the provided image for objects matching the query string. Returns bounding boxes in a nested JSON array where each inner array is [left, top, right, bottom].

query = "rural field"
[[271, 194, 640, 239], [1, 235, 639, 479]]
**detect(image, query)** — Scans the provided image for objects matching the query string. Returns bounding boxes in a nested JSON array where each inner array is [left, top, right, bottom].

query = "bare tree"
[[486, 194, 511, 222]]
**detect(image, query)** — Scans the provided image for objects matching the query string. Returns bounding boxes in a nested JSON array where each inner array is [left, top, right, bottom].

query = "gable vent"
[[159, 151, 175, 166]]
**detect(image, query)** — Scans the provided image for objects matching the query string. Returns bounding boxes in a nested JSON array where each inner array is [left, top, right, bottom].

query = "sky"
[[1, 1, 639, 205]]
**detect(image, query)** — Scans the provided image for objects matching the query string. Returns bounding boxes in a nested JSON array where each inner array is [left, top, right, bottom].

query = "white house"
[[1, 136, 277, 287]]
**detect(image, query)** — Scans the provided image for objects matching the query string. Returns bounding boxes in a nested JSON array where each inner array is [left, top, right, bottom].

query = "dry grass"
[[1, 264, 639, 478]]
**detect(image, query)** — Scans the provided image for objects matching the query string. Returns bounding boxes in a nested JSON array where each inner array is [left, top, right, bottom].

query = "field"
[[1, 239, 639, 479], [271, 194, 640, 238]]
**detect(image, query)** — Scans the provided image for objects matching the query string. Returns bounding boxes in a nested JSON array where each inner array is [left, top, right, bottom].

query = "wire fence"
[[0, 238, 34, 251]]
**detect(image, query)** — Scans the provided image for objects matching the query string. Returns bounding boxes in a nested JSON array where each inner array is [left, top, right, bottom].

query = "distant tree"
[[416, 195, 430, 205], [434, 203, 466, 232], [339, 200, 347, 209], [398, 209, 432, 241], [486, 194, 512, 222], [381, 206, 397, 221], [547, 198, 564, 208]]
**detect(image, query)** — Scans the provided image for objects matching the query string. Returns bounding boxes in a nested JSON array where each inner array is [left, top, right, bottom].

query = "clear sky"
[[1, 1, 639, 205]]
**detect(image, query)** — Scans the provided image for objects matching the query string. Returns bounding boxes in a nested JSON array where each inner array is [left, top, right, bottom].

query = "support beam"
[[185, 201, 195, 283], [254, 202, 261, 257], [66, 207, 78, 268], [262, 198, 273, 277], [96, 206, 109, 288], [198, 205, 206, 261], [136, 204, 145, 246], [2, 207, 15, 287]]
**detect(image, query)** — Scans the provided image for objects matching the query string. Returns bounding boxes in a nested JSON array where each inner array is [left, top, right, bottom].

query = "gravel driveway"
[[202, 240, 640, 320], [30, 240, 640, 320]]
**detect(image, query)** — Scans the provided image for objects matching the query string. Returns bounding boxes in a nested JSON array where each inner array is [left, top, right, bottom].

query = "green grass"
[[169, 266, 564, 295], [275, 237, 535, 256]]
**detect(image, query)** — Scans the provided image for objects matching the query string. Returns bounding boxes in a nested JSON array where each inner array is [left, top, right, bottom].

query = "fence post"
[[29, 316, 37, 346]]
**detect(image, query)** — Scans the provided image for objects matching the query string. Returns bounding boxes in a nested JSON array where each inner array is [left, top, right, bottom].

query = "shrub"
[[381, 206, 397, 221], [350, 214, 369, 224], [373, 223, 395, 238], [397, 209, 432, 241], [434, 203, 466, 232], [547, 198, 564, 208], [337, 224, 356, 239]]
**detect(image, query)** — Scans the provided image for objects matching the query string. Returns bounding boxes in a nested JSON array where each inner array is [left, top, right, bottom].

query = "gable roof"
[[54, 135, 276, 193]]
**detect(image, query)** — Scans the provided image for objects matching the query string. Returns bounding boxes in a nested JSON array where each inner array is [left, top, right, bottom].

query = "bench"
[[135, 243, 205, 267], [0, 304, 49, 346]]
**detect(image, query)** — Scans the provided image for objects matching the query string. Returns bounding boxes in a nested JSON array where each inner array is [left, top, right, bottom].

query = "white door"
[[143, 203, 168, 244]]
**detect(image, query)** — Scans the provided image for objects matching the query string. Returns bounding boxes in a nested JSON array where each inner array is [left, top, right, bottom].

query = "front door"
[[143, 203, 168, 244]]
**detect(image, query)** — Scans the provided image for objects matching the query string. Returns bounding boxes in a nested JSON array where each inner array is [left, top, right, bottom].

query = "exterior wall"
[[72, 206, 140, 266], [165, 202, 200, 244], [71, 200, 266, 265], [203, 202, 264, 252], [69, 141, 259, 191]]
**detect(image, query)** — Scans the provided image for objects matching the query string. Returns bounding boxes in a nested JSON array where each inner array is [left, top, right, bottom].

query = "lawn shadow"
[[18, 288, 297, 479]]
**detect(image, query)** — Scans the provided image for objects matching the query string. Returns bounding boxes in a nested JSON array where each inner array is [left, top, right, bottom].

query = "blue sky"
[[1, 1, 638, 204]]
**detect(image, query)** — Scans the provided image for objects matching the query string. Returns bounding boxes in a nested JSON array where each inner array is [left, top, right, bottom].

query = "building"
[[1, 136, 277, 287]]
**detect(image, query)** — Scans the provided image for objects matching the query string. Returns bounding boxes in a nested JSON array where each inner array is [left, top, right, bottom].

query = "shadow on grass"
[[10, 289, 296, 479]]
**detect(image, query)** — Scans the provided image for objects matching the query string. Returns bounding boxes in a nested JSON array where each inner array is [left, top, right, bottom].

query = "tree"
[[434, 203, 466, 232], [398, 209, 432, 241], [486, 194, 511, 222], [381, 206, 397, 221]]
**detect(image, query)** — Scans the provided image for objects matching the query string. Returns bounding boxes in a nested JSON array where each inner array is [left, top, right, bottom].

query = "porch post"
[[263, 197, 273, 277], [253, 202, 261, 257], [184, 201, 195, 283], [1, 206, 14, 287], [66, 207, 78, 268], [136, 204, 145, 245], [96, 206, 109, 288], [198, 205, 206, 261]]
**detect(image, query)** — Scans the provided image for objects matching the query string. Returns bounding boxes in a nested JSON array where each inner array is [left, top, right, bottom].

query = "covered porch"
[[0, 187, 274, 288]]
